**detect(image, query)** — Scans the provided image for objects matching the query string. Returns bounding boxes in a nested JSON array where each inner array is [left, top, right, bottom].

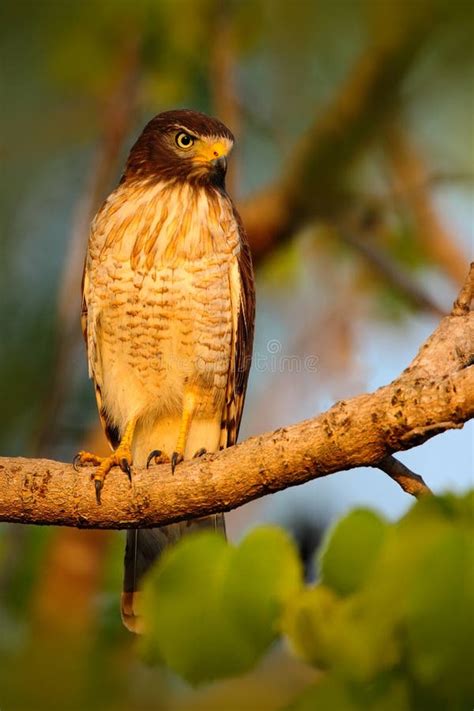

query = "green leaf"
[[141, 526, 302, 684], [140, 532, 229, 677], [405, 528, 474, 705], [285, 677, 359, 711], [282, 585, 343, 670], [319, 509, 388, 595], [283, 582, 401, 682], [224, 527, 302, 654], [400, 489, 474, 529], [285, 674, 410, 711]]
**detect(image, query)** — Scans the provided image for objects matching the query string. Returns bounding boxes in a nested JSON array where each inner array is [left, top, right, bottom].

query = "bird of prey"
[[74, 110, 255, 632]]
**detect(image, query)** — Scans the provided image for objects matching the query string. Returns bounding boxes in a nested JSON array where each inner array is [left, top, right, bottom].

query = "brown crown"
[[123, 109, 234, 186]]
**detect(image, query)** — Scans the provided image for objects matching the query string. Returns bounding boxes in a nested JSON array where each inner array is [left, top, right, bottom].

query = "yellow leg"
[[171, 392, 196, 473], [74, 418, 137, 503], [145, 392, 199, 473]]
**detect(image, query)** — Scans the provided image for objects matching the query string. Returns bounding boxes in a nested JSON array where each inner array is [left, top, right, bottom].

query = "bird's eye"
[[175, 131, 194, 150]]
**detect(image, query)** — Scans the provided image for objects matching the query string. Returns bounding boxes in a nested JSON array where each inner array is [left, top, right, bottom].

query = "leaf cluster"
[[141, 492, 474, 710]]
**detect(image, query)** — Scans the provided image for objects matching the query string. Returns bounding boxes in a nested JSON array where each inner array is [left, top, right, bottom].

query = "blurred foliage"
[[136, 492, 474, 710], [318, 508, 388, 595], [141, 527, 302, 683], [0, 1, 473, 708]]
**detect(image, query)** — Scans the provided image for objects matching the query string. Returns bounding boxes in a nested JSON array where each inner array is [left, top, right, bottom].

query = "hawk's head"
[[124, 109, 234, 189]]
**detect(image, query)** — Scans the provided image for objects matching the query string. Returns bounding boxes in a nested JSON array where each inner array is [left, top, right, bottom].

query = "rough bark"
[[0, 266, 472, 530]]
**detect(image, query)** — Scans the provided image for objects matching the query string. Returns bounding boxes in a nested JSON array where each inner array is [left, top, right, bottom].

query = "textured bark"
[[0, 266, 472, 530]]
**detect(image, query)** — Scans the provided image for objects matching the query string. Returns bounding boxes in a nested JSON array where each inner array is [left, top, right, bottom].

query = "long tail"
[[121, 514, 226, 633], [122, 415, 226, 633]]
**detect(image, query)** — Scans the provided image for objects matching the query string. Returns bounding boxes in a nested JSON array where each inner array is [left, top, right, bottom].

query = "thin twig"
[[386, 125, 468, 286], [376, 455, 431, 497], [339, 228, 446, 317], [452, 262, 474, 316], [241, 18, 435, 262]]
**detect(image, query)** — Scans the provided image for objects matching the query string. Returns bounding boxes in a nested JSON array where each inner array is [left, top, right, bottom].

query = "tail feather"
[[121, 514, 226, 633]]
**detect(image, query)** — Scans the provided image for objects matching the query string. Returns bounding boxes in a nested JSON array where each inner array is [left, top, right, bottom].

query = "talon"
[[146, 449, 170, 468], [73, 450, 103, 470], [75, 419, 136, 503], [193, 448, 207, 459], [171, 451, 184, 474], [120, 458, 132, 481], [147, 449, 162, 469], [95, 479, 103, 504]]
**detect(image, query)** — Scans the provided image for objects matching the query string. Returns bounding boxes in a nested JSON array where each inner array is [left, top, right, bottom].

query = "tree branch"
[[241, 18, 435, 263], [385, 125, 468, 286], [375, 455, 431, 497], [338, 226, 446, 317], [0, 265, 472, 529], [238, 25, 449, 318]]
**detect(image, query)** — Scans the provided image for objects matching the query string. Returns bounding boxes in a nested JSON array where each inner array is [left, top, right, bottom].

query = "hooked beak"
[[191, 139, 231, 185], [210, 155, 227, 184], [211, 155, 227, 173]]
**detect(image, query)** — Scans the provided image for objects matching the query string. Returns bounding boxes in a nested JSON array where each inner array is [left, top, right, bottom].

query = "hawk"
[[75, 110, 255, 632]]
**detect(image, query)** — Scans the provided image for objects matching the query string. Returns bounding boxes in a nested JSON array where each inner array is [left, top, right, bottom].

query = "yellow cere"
[[194, 140, 230, 163]]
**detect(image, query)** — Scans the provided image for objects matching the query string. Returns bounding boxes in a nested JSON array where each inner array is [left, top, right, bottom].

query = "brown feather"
[[221, 208, 255, 448], [81, 245, 122, 450]]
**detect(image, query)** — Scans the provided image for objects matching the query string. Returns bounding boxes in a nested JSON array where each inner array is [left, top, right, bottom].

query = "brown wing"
[[220, 208, 255, 448], [81, 253, 120, 450]]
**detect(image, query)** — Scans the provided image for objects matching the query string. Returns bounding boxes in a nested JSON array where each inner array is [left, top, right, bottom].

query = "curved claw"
[[193, 448, 207, 459], [146, 449, 162, 469], [171, 451, 184, 474], [73, 454, 82, 472], [95, 479, 103, 504], [120, 458, 132, 481]]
